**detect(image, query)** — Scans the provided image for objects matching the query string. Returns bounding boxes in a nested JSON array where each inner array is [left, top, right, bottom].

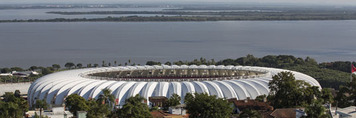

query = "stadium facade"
[[28, 65, 321, 107]]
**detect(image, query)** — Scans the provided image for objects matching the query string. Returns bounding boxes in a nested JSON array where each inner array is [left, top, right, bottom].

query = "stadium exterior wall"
[[27, 65, 321, 107]]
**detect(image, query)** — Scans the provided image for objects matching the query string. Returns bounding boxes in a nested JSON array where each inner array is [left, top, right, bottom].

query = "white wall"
[[0, 82, 31, 95]]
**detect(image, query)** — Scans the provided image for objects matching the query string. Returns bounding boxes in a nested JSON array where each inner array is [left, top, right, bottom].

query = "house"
[[169, 104, 186, 115], [25, 107, 73, 118], [333, 106, 356, 118], [228, 98, 273, 114], [0, 73, 12, 77], [12, 71, 39, 77], [269, 108, 306, 118], [150, 110, 187, 118], [149, 96, 168, 107]]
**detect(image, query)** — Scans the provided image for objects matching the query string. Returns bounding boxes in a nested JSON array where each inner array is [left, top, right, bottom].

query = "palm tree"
[[97, 89, 115, 108]]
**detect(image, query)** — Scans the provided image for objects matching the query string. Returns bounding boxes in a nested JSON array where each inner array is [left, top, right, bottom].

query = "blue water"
[[0, 8, 168, 20], [0, 21, 355, 68]]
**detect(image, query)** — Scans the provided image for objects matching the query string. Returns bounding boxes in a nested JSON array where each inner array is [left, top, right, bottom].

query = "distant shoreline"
[[1, 15, 356, 23]]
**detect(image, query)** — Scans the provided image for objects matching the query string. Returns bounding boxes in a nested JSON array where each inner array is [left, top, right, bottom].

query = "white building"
[[332, 106, 356, 118], [27, 65, 321, 107]]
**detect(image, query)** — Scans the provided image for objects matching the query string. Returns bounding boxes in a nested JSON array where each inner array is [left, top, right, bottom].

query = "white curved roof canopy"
[[28, 65, 321, 107]]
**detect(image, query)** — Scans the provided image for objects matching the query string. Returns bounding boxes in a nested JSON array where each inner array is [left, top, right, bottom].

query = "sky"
[[2, 0, 356, 5]]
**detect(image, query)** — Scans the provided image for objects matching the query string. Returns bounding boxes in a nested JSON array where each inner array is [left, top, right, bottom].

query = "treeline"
[[0, 66, 56, 83], [60, 89, 232, 118], [1, 55, 353, 89], [0, 90, 28, 118], [147, 55, 354, 89], [47, 10, 356, 18], [2, 13, 356, 23]]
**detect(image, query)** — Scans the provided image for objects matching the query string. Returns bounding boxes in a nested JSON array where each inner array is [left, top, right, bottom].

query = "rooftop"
[[82, 65, 268, 82]]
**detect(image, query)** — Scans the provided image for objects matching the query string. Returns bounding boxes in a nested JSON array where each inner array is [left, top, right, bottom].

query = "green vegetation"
[[113, 94, 152, 118], [267, 71, 332, 109], [1, 9, 355, 23], [0, 90, 28, 118], [33, 99, 48, 118], [1, 55, 353, 89], [267, 71, 331, 117], [305, 99, 330, 118], [65, 94, 90, 116], [335, 75, 356, 108], [1, 71, 340, 117], [64, 89, 152, 118], [237, 109, 262, 118], [3, 9, 356, 23], [65, 89, 115, 117], [185, 92, 233, 118], [163, 93, 181, 110], [147, 55, 351, 89]]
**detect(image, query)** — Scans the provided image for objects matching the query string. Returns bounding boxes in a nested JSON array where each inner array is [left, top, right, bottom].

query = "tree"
[[87, 89, 115, 118], [335, 86, 350, 108], [1, 68, 11, 73], [94, 64, 99, 67], [14, 90, 21, 98], [86, 99, 110, 118], [146, 61, 161, 66], [184, 93, 194, 104], [164, 61, 172, 65], [185, 93, 233, 118], [164, 94, 181, 110], [102, 61, 106, 67], [41, 67, 53, 75], [255, 94, 267, 102], [0, 101, 20, 118], [238, 109, 262, 118], [305, 57, 318, 66], [321, 88, 334, 104], [87, 63, 92, 68], [268, 71, 311, 108], [34, 99, 48, 118], [29, 66, 38, 71], [76, 63, 83, 68], [305, 100, 330, 118], [52, 64, 61, 70], [97, 89, 115, 108], [64, 62, 75, 69], [0, 91, 28, 118], [335, 75, 356, 108], [65, 94, 89, 116], [347, 75, 356, 106], [115, 94, 152, 118]]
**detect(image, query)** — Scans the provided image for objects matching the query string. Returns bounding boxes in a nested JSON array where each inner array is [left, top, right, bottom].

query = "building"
[[150, 110, 187, 118], [169, 104, 186, 115], [27, 65, 321, 107], [269, 108, 306, 118], [25, 107, 73, 118], [149, 96, 168, 107], [333, 106, 356, 118], [0, 71, 39, 77], [228, 98, 273, 114]]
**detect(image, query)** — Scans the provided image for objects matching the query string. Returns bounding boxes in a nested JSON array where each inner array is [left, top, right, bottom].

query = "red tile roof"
[[270, 108, 296, 118], [229, 99, 273, 111]]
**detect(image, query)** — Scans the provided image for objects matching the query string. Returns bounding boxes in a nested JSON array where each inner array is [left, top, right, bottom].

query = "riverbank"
[[1, 15, 356, 23]]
